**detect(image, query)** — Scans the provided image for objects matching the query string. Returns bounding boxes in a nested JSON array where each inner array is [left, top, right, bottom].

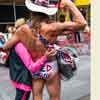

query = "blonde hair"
[[31, 12, 49, 33], [15, 18, 26, 28]]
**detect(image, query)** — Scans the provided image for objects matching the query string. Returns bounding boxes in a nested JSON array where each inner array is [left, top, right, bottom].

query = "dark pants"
[[74, 32, 81, 43], [15, 88, 31, 100]]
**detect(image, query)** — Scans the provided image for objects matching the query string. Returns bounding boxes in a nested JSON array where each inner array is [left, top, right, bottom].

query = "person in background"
[[74, 31, 81, 43], [7, 26, 16, 39]]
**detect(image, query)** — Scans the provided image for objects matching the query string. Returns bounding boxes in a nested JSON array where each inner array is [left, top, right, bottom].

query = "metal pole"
[[13, 0, 16, 22]]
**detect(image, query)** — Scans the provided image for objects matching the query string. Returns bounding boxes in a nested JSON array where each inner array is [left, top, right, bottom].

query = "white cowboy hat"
[[25, 0, 58, 15]]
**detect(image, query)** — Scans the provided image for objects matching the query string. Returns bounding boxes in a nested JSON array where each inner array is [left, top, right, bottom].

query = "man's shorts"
[[32, 60, 58, 79]]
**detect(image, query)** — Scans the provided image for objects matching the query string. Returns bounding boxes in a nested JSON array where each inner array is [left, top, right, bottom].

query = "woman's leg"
[[15, 88, 31, 100], [46, 73, 61, 100], [32, 78, 45, 100]]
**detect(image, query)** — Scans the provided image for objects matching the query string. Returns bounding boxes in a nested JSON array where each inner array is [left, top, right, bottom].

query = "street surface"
[[0, 55, 90, 100]]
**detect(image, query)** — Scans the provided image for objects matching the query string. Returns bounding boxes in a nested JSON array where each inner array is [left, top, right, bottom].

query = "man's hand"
[[45, 48, 57, 59]]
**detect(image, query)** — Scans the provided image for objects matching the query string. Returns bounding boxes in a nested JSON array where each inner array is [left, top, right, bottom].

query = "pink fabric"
[[22, 91, 27, 100], [10, 80, 31, 92], [15, 42, 47, 73]]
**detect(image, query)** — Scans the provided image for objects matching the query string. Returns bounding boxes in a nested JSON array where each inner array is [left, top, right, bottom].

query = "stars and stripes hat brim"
[[25, 0, 58, 15]]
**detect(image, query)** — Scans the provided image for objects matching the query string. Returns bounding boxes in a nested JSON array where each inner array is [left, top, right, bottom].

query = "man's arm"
[[48, 0, 87, 32]]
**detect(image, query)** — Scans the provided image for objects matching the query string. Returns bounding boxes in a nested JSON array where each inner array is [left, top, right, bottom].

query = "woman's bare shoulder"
[[16, 24, 31, 36], [18, 24, 30, 32]]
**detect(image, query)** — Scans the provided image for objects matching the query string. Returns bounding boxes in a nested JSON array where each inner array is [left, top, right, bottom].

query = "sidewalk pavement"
[[79, 95, 90, 100]]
